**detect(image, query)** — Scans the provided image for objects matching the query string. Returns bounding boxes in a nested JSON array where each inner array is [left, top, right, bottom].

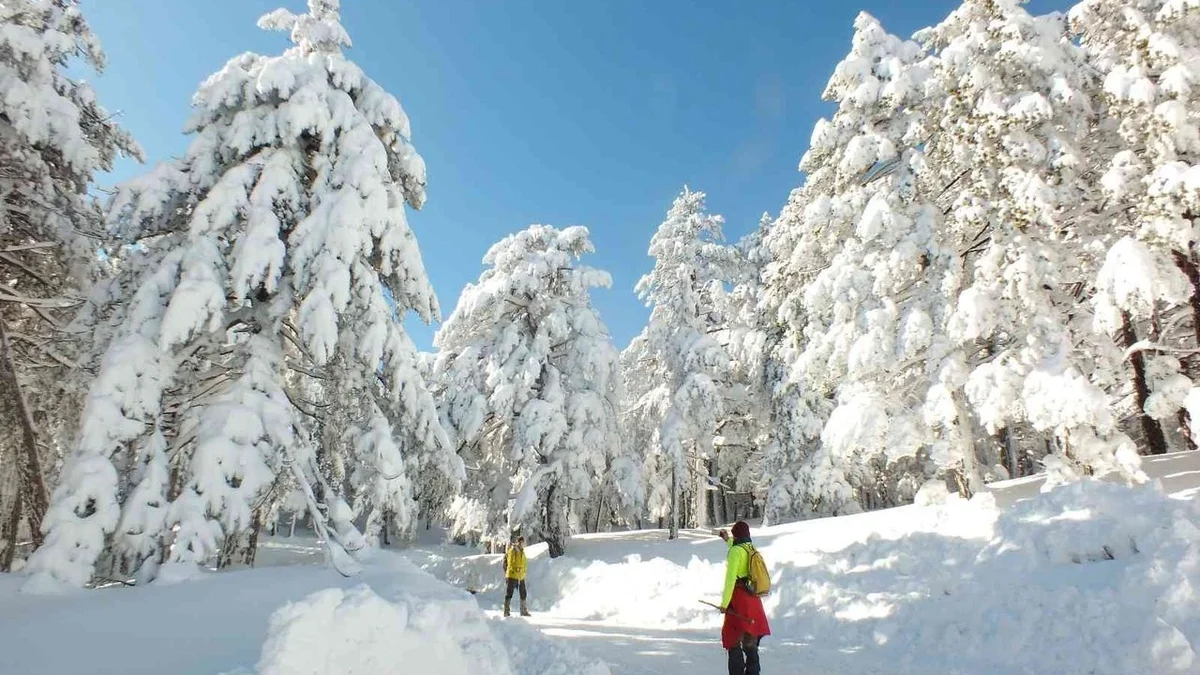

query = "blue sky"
[[82, 0, 1067, 352]]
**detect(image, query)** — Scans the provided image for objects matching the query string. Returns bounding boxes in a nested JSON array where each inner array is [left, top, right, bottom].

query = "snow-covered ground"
[[2, 452, 1197, 675], [410, 451, 1200, 675]]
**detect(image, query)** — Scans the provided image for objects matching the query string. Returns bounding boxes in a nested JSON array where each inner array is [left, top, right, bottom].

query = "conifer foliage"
[[26, 0, 456, 588], [434, 225, 627, 558], [13, 0, 1200, 582], [0, 0, 139, 571]]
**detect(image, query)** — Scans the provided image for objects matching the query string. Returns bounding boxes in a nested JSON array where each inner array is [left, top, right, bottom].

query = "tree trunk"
[[1171, 249, 1200, 451], [245, 510, 263, 567], [668, 465, 679, 540], [593, 491, 605, 533], [1179, 409, 1195, 453], [953, 390, 981, 497], [1173, 249, 1200, 346], [543, 482, 567, 558], [712, 466, 727, 526], [1122, 310, 1169, 455], [0, 316, 49, 552], [0, 486, 22, 572], [998, 427, 1018, 479]]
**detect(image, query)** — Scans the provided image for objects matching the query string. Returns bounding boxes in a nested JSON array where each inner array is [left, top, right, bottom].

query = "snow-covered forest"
[[3, 0, 1200, 589]]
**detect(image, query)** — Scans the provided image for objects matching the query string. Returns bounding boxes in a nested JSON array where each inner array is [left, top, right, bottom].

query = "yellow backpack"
[[741, 543, 771, 596]]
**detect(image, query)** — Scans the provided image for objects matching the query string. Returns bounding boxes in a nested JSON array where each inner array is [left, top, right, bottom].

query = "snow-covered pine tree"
[[0, 0, 139, 571], [708, 218, 773, 523], [1071, 0, 1200, 456], [778, 12, 957, 515], [917, 0, 1138, 484], [433, 225, 625, 558], [631, 187, 733, 537], [618, 334, 669, 528], [25, 0, 457, 588], [759, 13, 953, 519], [759, 185, 831, 524]]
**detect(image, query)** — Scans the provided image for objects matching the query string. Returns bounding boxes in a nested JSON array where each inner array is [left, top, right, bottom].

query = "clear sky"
[[81, 0, 1068, 352]]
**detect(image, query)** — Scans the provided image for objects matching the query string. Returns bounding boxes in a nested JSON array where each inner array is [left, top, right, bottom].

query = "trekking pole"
[[698, 599, 755, 625]]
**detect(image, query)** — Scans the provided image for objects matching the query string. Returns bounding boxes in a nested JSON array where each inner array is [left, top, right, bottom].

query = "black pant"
[[505, 577, 526, 602], [728, 633, 760, 675]]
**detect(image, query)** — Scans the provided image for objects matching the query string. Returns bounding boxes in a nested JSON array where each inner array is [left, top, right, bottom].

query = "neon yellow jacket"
[[721, 539, 751, 608], [505, 546, 527, 580]]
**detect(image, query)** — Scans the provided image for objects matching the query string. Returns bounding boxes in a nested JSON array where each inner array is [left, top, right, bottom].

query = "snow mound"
[[980, 479, 1182, 567], [254, 584, 504, 675], [251, 579, 612, 675]]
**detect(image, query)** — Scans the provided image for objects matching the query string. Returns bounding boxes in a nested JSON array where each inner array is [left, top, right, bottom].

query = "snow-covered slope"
[[0, 551, 608, 675], [412, 451, 1200, 675]]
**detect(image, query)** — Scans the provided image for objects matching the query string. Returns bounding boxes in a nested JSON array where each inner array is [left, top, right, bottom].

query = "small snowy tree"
[[433, 225, 624, 558], [631, 187, 733, 537], [25, 0, 457, 588], [0, 0, 139, 571]]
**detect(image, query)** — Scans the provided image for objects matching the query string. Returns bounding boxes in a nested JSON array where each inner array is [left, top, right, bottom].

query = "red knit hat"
[[731, 521, 750, 540]]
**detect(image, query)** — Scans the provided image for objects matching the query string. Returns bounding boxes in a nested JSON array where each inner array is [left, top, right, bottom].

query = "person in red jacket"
[[718, 521, 771, 675]]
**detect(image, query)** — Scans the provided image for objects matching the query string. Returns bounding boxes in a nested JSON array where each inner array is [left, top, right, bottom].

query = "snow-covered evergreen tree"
[[1072, 0, 1200, 456], [796, 13, 952, 514], [0, 0, 139, 571], [618, 334, 670, 527], [759, 186, 830, 523], [761, 13, 953, 518], [918, 0, 1137, 483], [708, 220, 773, 522], [630, 187, 733, 537], [25, 0, 457, 588], [433, 225, 626, 558]]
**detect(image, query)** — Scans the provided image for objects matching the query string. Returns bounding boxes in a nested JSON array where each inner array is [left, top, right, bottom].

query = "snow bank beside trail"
[[252, 584, 504, 675], [784, 480, 1200, 675]]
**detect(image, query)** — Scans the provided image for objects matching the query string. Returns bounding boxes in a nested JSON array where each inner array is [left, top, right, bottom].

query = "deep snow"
[[2, 452, 1197, 675]]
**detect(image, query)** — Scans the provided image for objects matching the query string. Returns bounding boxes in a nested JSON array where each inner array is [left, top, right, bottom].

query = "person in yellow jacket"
[[503, 535, 529, 617]]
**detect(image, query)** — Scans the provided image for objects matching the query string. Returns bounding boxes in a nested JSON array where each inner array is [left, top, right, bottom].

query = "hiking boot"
[[520, 602, 530, 617], [503, 599, 511, 617]]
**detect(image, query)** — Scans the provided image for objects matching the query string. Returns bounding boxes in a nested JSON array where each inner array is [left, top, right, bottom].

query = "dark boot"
[[520, 600, 530, 617], [502, 598, 511, 617], [727, 647, 745, 675]]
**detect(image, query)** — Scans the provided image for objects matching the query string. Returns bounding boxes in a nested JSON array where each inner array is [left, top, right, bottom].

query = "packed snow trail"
[[491, 615, 866, 675]]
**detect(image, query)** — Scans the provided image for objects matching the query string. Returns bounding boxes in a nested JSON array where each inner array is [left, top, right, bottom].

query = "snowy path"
[[495, 613, 857, 675]]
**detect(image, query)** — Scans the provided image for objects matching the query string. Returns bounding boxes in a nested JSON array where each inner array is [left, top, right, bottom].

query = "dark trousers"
[[504, 577, 526, 602], [728, 633, 760, 675]]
